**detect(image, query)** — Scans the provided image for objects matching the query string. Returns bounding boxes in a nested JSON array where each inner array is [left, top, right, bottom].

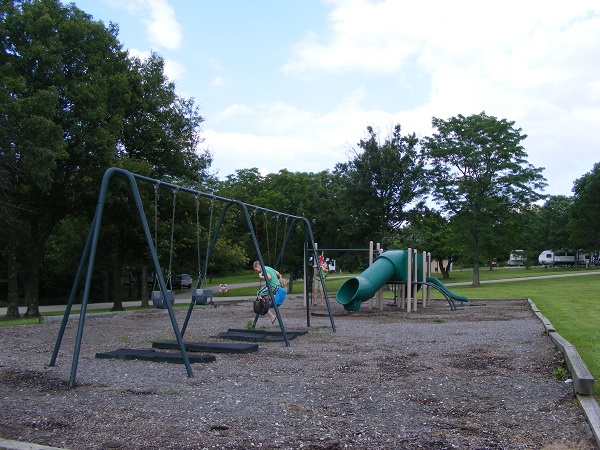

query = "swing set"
[[149, 183, 215, 308], [50, 167, 335, 389]]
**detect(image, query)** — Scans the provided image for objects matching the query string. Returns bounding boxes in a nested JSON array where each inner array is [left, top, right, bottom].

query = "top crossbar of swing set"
[[140, 175, 304, 220], [49, 167, 335, 389]]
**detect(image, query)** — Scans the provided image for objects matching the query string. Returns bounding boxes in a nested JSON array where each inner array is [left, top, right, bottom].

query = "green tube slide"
[[336, 250, 418, 311]]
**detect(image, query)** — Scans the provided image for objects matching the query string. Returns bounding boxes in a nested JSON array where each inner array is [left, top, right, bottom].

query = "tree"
[[570, 163, 600, 251], [120, 52, 210, 182], [335, 124, 426, 248], [535, 196, 573, 251], [105, 52, 211, 310], [1, 0, 132, 317], [404, 207, 458, 279], [422, 112, 546, 286]]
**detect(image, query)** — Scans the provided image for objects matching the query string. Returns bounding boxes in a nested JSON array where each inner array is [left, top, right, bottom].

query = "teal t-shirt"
[[264, 266, 280, 288], [257, 265, 281, 299]]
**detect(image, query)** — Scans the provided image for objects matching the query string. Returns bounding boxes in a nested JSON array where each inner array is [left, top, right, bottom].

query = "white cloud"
[[127, 48, 151, 60], [115, 0, 600, 198], [214, 104, 255, 122], [211, 76, 226, 88], [204, 129, 322, 178], [163, 59, 186, 81], [107, 0, 182, 51]]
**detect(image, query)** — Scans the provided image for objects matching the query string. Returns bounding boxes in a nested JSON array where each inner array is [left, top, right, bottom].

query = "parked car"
[[172, 274, 193, 289]]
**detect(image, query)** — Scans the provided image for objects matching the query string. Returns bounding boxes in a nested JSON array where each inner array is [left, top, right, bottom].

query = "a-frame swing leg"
[[181, 301, 196, 337], [50, 206, 98, 372]]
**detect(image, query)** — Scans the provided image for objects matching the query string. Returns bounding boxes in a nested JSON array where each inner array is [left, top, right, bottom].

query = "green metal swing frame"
[[49, 167, 335, 389]]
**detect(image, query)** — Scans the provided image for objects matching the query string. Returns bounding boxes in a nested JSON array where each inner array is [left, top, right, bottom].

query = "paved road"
[[443, 270, 600, 286], [2, 271, 600, 316], [0, 283, 257, 316]]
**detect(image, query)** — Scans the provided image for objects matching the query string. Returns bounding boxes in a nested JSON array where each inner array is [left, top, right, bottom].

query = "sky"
[[64, 0, 600, 197]]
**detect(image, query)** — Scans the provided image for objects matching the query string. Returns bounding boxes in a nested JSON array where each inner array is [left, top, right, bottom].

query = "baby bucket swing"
[[180, 194, 218, 337], [191, 193, 215, 306], [151, 183, 176, 309]]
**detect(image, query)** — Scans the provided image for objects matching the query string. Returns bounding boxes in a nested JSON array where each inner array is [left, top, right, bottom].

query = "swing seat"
[[192, 288, 213, 305], [151, 290, 175, 309]]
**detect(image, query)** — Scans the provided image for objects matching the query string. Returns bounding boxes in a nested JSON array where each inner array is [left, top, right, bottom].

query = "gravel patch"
[[0, 297, 596, 449]]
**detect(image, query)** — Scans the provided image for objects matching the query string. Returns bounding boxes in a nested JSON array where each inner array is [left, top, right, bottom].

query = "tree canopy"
[[3, 2, 594, 312], [0, 0, 209, 317], [335, 124, 426, 246], [422, 112, 547, 286], [570, 163, 600, 250]]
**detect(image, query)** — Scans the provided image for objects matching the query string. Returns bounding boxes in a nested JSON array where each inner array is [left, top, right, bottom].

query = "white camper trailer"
[[507, 251, 526, 267], [538, 250, 589, 267]]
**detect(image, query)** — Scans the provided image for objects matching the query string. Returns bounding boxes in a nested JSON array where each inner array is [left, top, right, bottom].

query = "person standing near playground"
[[312, 253, 329, 307], [253, 260, 286, 323]]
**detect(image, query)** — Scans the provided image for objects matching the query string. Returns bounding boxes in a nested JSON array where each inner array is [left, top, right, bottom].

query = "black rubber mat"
[[218, 328, 308, 342], [95, 348, 216, 363], [227, 328, 308, 336], [310, 311, 346, 317], [152, 341, 258, 354]]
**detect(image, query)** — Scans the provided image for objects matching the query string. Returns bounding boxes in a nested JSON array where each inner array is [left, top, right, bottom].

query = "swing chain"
[[167, 186, 178, 287], [264, 210, 270, 265], [198, 194, 215, 287], [195, 194, 201, 283], [153, 182, 160, 253]]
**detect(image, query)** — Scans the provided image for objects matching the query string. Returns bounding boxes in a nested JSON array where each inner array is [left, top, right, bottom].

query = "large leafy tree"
[[569, 163, 600, 251], [120, 52, 210, 182], [535, 196, 573, 252], [101, 52, 211, 310], [215, 168, 340, 275], [1, 0, 212, 316], [335, 124, 426, 248], [258, 169, 343, 278], [1, 0, 131, 317], [422, 112, 546, 286]]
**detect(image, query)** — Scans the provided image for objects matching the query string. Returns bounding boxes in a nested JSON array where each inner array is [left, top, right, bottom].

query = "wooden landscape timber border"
[[528, 298, 600, 448]]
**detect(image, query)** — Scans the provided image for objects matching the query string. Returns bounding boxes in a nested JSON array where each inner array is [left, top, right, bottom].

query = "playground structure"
[[50, 167, 335, 389], [336, 248, 468, 312], [308, 243, 379, 309]]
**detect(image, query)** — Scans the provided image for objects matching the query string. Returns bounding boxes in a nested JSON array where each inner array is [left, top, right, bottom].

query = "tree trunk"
[[128, 273, 132, 299], [472, 260, 481, 287], [440, 259, 451, 280], [140, 266, 149, 307], [102, 269, 110, 304], [111, 264, 124, 311], [24, 222, 41, 318], [111, 236, 126, 311], [287, 268, 293, 294], [5, 226, 21, 319]]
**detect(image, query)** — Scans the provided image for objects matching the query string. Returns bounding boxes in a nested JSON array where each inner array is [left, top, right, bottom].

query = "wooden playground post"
[[421, 250, 427, 308], [406, 247, 412, 312], [368, 241, 374, 309], [375, 243, 384, 310], [412, 248, 418, 311]]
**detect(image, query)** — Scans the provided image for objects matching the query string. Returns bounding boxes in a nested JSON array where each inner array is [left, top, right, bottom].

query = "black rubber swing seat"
[[152, 341, 258, 354], [95, 348, 216, 364], [217, 328, 308, 342]]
